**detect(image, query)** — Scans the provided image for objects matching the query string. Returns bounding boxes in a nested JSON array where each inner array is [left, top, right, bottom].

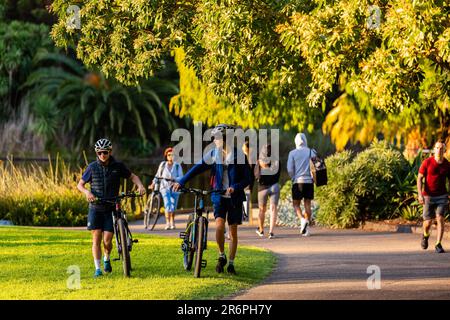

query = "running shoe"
[[215, 255, 227, 273], [227, 264, 236, 275], [300, 220, 309, 235], [435, 243, 445, 253], [104, 260, 112, 273], [268, 233, 274, 239], [421, 234, 429, 250], [255, 228, 264, 237], [94, 269, 103, 278]]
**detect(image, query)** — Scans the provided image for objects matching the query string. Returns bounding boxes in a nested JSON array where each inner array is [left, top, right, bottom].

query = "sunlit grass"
[[0, 227, 276, 300]]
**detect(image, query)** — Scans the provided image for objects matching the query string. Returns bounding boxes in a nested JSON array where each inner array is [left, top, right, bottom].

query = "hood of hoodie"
[[295, 133, 308, 149]]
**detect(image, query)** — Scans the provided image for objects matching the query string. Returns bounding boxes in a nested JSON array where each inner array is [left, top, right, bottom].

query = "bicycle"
[[178, 187, 226, 278], [95, 192, 142, 277], [144, 176, 175, 230]]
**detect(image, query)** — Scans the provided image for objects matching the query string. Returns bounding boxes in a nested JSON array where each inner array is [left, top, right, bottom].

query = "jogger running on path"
[[417, 139, 450, 253]]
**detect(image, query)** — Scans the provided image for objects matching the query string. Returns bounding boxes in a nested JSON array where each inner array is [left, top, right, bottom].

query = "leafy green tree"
[[50, 0, 450, 142], [24, 51, 180, 155], [0, 21, 52, 116]]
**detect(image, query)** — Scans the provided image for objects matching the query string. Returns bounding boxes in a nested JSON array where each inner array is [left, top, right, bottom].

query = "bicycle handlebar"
[[177, 187, 227, 196], [153, 176, 176, 182], [95, 191, 143, 204]]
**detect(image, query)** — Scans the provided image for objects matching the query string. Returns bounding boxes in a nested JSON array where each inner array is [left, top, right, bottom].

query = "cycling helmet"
[[94, 138, 112, 152], [211, 124, 235, 136]]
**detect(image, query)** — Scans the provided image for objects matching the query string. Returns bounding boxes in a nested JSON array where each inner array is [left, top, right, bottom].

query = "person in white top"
[[287, 133, 316, 236], [149, 147, 183, 230]]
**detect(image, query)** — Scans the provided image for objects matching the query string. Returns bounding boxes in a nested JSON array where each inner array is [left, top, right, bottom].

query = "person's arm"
[[417, 173, 424, 204], [173, 158, 212, 191], [177, 163, 184, 178], [417, 160, 427, 204], [287, 152, 294, 179], [77, 178, 96, 202], [130, 173, 146, 195], [77, 166, 95, 202], [120, 162, 146, 194], [230, 161, 251, 193], [150, 162, 164, 189]]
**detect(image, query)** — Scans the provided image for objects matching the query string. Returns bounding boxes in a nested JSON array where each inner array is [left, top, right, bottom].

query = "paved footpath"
[[127, 214, 450, 300]]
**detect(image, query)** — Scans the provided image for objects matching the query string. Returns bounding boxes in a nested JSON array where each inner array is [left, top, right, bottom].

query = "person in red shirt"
[[417, 139, 450, 253]]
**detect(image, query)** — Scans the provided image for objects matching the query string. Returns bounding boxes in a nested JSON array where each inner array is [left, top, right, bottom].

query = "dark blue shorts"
[[213, 197, 243, 226], [87, 207, 114, 232]]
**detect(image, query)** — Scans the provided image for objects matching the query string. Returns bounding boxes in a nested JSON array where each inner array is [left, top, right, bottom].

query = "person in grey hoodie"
[[287, 133, 316, 236]]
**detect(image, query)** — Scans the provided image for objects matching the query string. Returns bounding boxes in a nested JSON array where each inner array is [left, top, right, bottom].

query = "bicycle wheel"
[[147, 195, 161, 231], [118, 218, 131, 277], [194, 216, 206, 278], [183, 222, 195, 271]]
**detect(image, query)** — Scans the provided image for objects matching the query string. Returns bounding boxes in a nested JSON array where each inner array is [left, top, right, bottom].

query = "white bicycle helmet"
[[210, 124, 236, 136], [94, 138, 112, 152]]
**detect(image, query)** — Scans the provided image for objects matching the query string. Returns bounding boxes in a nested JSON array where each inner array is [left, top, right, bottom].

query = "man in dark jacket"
[[77, 138, 146, 278], [173, 124, 251, 275]]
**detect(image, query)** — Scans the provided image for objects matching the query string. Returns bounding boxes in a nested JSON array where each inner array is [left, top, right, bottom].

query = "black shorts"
[[423, 195, 448, 220], [87, 207, 114, 232], [292, 183, 314, 201], [213, 197, 243, 226]]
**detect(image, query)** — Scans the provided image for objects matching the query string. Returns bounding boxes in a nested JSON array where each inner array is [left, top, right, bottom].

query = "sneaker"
[[268, 233, 274, 239], [165, 224, 170, 230], [255, 228, 264, 237], [421, 234, 429, 250], [215, 256, 227, 273], [227, 264, 236, 275], [170, 225, 176, 230], [300, 220, 309, 235], [302, 229, 310, 237], [435, 243, 445, 253], [94, 269, 103, 278], [104, 260, 112, 273]]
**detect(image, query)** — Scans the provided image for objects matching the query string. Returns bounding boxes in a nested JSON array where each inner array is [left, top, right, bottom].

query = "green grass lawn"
[[0, 226, 276, 300]]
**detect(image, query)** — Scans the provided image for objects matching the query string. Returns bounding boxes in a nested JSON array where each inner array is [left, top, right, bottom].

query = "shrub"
[[315, 141, 410, 228]]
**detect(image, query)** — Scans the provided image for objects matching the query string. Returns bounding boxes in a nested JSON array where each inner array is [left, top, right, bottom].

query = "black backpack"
[[309, 148, 328, 186]]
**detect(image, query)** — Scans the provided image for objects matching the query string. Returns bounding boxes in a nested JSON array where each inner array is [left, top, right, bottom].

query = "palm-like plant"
[[23, 50, 179, 155]]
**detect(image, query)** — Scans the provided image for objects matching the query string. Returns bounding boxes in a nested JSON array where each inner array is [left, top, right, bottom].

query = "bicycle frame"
[[112, 201, 134, 257], [186, 192, 209, 252], [95, 193, 140, 259], [180, 188, 226, 274]]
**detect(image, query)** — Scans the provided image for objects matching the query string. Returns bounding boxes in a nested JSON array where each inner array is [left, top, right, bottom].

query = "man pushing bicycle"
[[77, 138, 146, 278], [173, 124, 251, 275]]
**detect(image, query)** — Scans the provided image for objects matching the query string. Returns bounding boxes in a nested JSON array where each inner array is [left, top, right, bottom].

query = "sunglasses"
[[97, 151, 110, 156]]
